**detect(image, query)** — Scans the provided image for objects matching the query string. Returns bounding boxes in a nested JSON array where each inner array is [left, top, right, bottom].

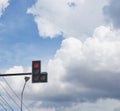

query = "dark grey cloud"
[[103, 0, 120, 28], [26, 64, 120, 109], [29, 67, 120, 108], [64, 65, 120, 101]]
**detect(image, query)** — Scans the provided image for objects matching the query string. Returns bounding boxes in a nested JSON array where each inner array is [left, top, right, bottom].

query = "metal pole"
[[21, 81, 26, 111], [21, 77, 30, 111]]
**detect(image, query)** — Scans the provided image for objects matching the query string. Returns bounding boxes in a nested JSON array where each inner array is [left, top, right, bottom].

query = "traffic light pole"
[[0, 73, 31, 76]]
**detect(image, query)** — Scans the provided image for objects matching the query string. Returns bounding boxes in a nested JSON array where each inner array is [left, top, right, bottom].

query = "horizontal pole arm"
[[0, 73, 32, 76]]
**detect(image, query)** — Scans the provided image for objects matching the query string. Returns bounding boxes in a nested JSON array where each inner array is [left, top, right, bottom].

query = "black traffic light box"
[[32, 60, 47, 83], [40, 72, 47, 82]]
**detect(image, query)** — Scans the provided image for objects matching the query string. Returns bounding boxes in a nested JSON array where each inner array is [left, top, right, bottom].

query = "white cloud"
[[2, 25, 120, 111], [35, 17, 62, 38], [51, 25, 120, 72], [25, 107, 55, 111], [46, 25, 120, 102], [5, 66, 24, 73], [27, 98, 120, 111], [0, 0, 9, 17], [27, 0, 107, 38], [1, 66, 31, 93], [61, 99, 120, 111]]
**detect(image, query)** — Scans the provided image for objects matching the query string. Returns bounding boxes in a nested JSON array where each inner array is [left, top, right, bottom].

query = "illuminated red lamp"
[[33, 62, 39, 68]]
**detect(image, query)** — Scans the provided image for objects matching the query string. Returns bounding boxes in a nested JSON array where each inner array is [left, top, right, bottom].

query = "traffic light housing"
[[32, 60, 48, 83], [32, 61, 41, 83], [40, 72, 47, 82]]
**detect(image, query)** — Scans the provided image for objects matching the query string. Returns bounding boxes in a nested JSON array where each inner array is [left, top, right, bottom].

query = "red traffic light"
[[33, 62, 39, 68], [32, 60, 41, 83], [32, 60, 47, 83]]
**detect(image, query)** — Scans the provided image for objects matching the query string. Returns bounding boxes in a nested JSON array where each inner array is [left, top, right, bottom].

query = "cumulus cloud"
[[0, 0, 9, 17], [2, 25, 120, 111], [47, 25, 120, 103], [103, 0, 120, 28], [5, 66, 24, 73], [27, 0, 106, 38], [58, 99, 120, 111], [26, 98, 120, 111], [1, 66, 31, 92]]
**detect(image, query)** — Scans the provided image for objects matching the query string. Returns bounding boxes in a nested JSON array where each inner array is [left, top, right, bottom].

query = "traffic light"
[[32, 61, 41, 83], [40, 72, 47, 82], [32, 60, 48, 83]]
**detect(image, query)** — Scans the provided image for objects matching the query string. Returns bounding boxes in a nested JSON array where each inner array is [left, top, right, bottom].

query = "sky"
[[1, 0, 120, 111]]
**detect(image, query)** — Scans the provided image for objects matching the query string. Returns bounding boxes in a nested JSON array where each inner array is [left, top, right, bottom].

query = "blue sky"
[[1, 0, 120, 111], [0, 0, 63, 69]]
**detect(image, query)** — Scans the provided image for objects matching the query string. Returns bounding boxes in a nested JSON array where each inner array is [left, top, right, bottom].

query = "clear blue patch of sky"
[[0, 0, 63, 69]]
